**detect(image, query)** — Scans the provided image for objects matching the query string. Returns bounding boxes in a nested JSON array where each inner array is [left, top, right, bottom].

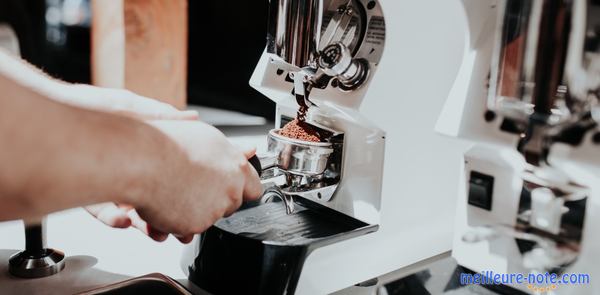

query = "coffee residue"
[[279, 119, 321, 142], [297, 104, 309, 122]]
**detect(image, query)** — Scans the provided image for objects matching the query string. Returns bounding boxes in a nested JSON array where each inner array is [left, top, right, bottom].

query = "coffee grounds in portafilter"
[[279, 119, 321, 142]]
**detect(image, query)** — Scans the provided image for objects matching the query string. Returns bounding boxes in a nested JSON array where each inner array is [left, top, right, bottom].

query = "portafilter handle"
[[248, 155, 263, 177], [248, 153, 280, 178], [247, 155, 296, 215]]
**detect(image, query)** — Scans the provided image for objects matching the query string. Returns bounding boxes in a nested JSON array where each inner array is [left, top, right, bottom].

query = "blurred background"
[[0, 0, 274, 119]]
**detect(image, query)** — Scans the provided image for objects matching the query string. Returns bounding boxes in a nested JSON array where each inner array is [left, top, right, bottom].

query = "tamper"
[[8, 219, 65, 278]]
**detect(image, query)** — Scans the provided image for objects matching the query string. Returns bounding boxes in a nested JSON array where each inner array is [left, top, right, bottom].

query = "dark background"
[[0, 0, 274, 119]]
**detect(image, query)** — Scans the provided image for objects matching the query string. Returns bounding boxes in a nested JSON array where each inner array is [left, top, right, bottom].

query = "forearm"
[[0, 48, 70, 101], [0, 74, 186, 221], [0, 49, 128, 113], [0, 49, 198, 122]]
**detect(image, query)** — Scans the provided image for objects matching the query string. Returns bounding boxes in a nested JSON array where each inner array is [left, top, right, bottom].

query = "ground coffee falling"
[[279, 119, 321, 142]]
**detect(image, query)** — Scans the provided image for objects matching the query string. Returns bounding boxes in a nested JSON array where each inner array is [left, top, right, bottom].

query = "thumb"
[[241, 147, 257, 159]]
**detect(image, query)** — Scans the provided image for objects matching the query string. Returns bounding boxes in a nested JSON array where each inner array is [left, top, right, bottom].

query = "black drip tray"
[[187, 198, 378, 295], [217, 201, 368, 244]]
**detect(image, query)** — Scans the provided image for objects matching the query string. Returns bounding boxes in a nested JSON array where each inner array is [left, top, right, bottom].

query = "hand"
[[71, 84, 199, 239], [58, 84, 199, 121], [86, 202, 181, 242], [124, 120, 262, 240], [87, 145, 259, 243]]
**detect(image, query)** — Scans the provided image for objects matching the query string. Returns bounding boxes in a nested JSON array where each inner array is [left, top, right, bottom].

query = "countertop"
[[0, 209, 192, 294]]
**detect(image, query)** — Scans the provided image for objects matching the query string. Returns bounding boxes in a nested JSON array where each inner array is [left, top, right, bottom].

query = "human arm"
[[0, 73, 261, 235], [0, 49, 198, 121]]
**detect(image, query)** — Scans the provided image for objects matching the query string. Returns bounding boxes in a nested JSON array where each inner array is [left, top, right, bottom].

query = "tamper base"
[[8, 248, 66, 278]]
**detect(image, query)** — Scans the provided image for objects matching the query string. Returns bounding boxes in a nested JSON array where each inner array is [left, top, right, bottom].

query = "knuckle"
[[176, 226, 189, 236], [226, 184, 242, 202], [235, 194, 243, 207], [187, 227, 201, 236], [190, 223, 207, 234], [229, 195, 243, 213], [211, 207, 223, 222], [238, 159, 250, 171]]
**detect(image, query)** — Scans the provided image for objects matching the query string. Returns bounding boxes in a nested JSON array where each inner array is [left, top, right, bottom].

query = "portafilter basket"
[[257, 129, 335, 176]]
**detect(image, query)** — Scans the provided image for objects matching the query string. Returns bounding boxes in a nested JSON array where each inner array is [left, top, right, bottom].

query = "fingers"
[[148, 227, 170, 242], [117, 204, 134, 211], [241, 147, 257, 159], [224, 195, 243, 217], [174, 234, 194, 244], [87, 203, 191, 244], [127, 210, 169, 242], [235, 147, 262, 201], [85, 203, 132, 228], [242, 161, 263, 201], [127, 209, 191, 243]]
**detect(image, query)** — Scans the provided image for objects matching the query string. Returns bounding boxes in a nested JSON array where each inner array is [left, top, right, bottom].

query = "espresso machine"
[[437, 0, 600, 293], [184, 0, 468, 294]]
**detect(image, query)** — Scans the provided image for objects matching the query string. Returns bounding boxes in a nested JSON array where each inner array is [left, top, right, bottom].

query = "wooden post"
[[91, 0, 188, 109]]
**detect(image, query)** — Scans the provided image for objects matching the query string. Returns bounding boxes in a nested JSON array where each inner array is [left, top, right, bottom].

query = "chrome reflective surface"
[[257, 126, 343, 204], [488, 0, 600, 126], [8, 248, 65, 279], [318, 42, 369, 90], [574, 0, 600, 123], [266, 0, 385, 135], [267, 0, 323, 68], [267, 0, 385, 83], [8, 220, 66, 278], [266, 129, 333, 175], [262, 186, 296, 214], [488, 0, 573, 123]]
